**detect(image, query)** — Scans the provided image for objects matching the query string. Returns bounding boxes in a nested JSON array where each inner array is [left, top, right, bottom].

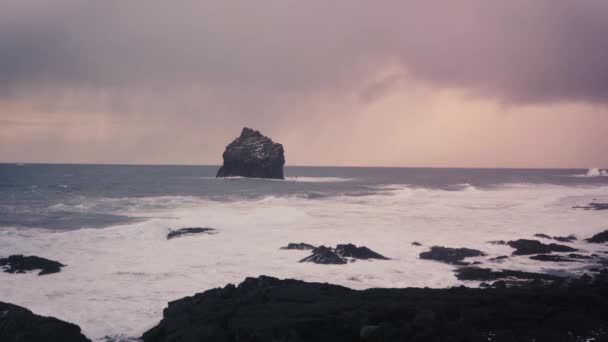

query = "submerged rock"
[[487, 240, 506, 245], [166, 227, 216, 240], [0, 301, 90, 342], [411, 241, 422, 246], [530, 254, 579, 263], [0, 255, 65, 275], [586, 230, 608, 243], [216, 127, 285, 179], [280, 242, 316, 250], [573, 202, 608, 210], [507, 239, 577, 255], [142, 274, 608, 342], [300, 246, 347, 264], [534, 233, 577, 242], [533, 233, 551, 239], [419, 246, 486, 266]]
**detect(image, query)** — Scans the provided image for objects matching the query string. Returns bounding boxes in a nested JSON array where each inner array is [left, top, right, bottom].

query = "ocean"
[[1, 164, 607, 340]]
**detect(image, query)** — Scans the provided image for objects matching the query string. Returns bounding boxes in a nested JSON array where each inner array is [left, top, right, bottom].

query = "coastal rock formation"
[[506, 239, 577, 255], [419, 246, 486, 266], [142, 274, 608, 342], [280, 242, 316, 250], [0, 255, 65, 275], [298, 244, 389, 264], [216, 127, 285, 179], [166, 227, 216, 240], [0, 301, 90, 342], [454, 267, 563, 282], [573, 202, 608, 210], [534, 233, 577, 242], [586, 230, 608, 243]]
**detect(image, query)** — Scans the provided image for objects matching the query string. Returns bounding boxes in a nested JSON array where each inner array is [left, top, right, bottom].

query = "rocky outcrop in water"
[[574, 202, 608, 210], [0, 255, 65, 275], [280, 243, 316, 250], [419, 246, 486, 266], [298, 244, 389, 264], [166, 227, 216, 240], [142, 273, 608, 342], [0, 301, 90, 342], [506, 239, 577, 255], [534, 233, 577, 242], [587, 230, 608, 243], [216, 127, 285, 179]]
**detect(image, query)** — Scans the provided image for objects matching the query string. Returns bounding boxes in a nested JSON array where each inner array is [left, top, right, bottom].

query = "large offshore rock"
[[0, 255, 65, 275], [0, 301, 90, 342], [216, 127, 285, 179]]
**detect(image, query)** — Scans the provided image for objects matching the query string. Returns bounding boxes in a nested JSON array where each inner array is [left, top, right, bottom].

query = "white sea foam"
[[1, 183, 608, 340], [571, 168, 608, 177]]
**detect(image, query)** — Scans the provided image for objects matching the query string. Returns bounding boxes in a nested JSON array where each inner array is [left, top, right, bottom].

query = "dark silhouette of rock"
[[0, 255, 65, 275], [411, 241, 422, 246], [216, 127, 285, 179], [507, 239, 577, 255], [573, 202, 608, 210], [280, 242, 316, 250], [335, 244, 389, 260], [534, 233, 577, 242], [454, 267, 563, 282], [487, 240, 506, 245], [489, 255, 509, 262], [530, 254, 579, 262], [166, 227, 216, 240], [142, 274, 608, 342], [0, 301, 90, 342], [586, 230, 608, 243], [419, 246, 486, 266], [534, 233, 551, 239], [300, 246, 347, 264]]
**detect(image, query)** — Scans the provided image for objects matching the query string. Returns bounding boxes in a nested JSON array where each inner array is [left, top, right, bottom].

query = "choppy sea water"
[[1, 164, 607, 340]]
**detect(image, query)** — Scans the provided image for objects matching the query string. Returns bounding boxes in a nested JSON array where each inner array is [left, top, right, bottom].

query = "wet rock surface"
[[142, 273, 608, 342], [216, 127, 285, 179], [534, 233, 577, 242], [587, 230, 608, 243], [0, 255, 65, 275], [574, 202, 608, 210], [506, 239, 577, 255], [0, 301, 90, 342], [166, 227, 216, 240], [298, 244, 388, 265], [280, 242, 316, 250], [419, 246, 486, 266], [411, 241, 422, 246]]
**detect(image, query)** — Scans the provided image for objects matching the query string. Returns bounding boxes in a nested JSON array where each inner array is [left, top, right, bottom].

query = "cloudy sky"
[[1, 0, 607, 167]]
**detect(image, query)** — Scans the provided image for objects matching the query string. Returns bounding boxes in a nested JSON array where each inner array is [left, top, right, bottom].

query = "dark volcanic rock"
[[0, 301, 90, 342], [0, 255, 65, 275], [534, 233, 551, 239], [574, 202, 608, 210], [454, 267, 563, 282], [166, 227, 216, 240], [586, 230, 608, 243], [419, 246, 486, 266], [534, 233, 577, 242], [300, 246, 347, 264], [530, 254, 579, 262], [489, 255, 509, 262], [411, 241, 422, 246], [280, 242, 316, 250], [142, 274, 608, 342], [487, 240, 506, 245], [216, 127, 285, 179], [507, 239, 577, 255], [335, 244, 389, 260]]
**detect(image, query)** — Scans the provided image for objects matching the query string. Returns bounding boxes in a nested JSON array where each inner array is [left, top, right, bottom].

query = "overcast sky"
[[1, 0, 607, 167]]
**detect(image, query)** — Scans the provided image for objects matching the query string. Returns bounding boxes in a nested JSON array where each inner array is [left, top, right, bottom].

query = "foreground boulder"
[[419, 246, 486, 266], [586, 230, 608, 243], [142, 274, 608, 342], [0, 302, 90, 342], [216, 127, 285, 179], [0, 255, 65, 275], [166, 227, 216, 240], [507, 239, 577, 255]]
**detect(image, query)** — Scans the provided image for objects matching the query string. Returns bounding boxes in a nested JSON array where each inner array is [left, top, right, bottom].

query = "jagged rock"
[[507, 239, 577, 255], [573, 203, 608, 210], [0, 255, 65, 275], [419, 246, 486, 266], [454, 267, 563, 282], [586, 230, 608, 243], [300, 246, 347, 264], [166, 227, 216, 240], [141, 274, 608, 342], [216, 127, 285, 179], [411, 242, 422, 246], [0, 301, 90, 342], [280, 243, 316, 250], [335, 244, 389, 260], [530, 254, 579, 262]]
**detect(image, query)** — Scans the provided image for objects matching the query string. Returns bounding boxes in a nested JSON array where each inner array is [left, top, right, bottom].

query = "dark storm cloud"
[[1, 0, 607, 104]]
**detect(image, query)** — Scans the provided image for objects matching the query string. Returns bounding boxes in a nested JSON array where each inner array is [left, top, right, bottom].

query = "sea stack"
[[216, 127, 285, 179]]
